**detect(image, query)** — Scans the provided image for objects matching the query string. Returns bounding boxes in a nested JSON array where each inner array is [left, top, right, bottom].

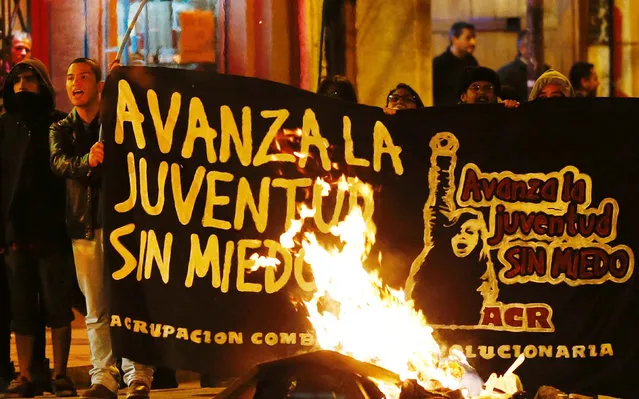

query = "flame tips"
[[274, 175, 470, 398], [247, 252, 281, 272]]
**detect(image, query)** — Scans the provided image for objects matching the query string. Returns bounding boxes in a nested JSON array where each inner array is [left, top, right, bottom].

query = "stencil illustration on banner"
[[405, 132, 635, 333]]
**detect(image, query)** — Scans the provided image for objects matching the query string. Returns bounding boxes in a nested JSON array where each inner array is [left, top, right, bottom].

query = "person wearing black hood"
[[0, 58, 76, 397]]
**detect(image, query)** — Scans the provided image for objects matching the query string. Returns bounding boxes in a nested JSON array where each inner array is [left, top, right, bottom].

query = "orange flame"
[[276, 178, 472, 398]]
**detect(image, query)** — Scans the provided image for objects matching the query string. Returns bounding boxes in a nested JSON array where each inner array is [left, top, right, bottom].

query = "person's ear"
[[460, 92, 468, 103], [580, 77, 588, 88]]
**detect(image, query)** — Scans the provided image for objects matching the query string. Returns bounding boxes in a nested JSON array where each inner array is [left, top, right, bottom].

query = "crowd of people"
[[0, 20, 602, 399], [319, 22, 600, 107], [0, 32, 154, 399]]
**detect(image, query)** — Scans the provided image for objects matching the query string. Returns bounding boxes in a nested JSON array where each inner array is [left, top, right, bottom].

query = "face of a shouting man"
[[66, 62, 102, 107]]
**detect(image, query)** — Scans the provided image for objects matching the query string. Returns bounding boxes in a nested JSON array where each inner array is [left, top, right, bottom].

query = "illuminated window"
[[102, 0, 220, 71]]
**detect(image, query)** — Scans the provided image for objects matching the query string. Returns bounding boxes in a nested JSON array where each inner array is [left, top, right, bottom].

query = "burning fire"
[[245, 128, 523, 398], [270, 176, 473, 398]]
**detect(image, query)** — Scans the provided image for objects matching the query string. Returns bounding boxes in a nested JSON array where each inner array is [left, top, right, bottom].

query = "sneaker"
[[53, 375, 77, 397], [0, 375, 43, 398], [80, 384, 117, 399], [126, 380, 150, 399]]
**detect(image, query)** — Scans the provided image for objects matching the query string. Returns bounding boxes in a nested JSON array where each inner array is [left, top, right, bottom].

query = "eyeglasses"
[[388, 93, 417, 103], [468, 83, 495, 93]]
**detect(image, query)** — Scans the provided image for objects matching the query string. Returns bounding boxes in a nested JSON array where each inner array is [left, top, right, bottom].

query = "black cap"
[[457, 66, 501, 99]]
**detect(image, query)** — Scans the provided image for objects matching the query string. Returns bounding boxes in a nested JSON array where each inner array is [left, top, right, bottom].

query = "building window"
[[102, 0, 220, 71]]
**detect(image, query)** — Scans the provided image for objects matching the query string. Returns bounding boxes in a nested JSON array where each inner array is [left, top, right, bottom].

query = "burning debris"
[[215, 350, 478, 399], [240, 173, 528, 399]]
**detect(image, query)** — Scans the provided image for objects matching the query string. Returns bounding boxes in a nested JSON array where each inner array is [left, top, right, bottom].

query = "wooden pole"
[[527, 0, 544, 75]]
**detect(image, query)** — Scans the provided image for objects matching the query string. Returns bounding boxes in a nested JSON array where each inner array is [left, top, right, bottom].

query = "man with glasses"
[[385, 83, 424, 111], [458, 66, 519, 108]]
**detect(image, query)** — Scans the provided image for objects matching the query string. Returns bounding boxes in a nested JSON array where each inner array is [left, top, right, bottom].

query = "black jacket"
[[49, 109, 101, 240], [0, 58, 68, 249], [497, 57, 551, 102], [496, 57, 530, 103], [433, 48, 478, 106]]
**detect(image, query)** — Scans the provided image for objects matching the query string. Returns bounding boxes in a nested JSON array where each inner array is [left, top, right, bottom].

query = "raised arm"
[[405, 132, 460, 297]]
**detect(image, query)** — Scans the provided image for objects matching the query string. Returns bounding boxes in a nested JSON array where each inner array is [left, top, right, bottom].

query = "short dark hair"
[[317, 75, 358, 103], [449, 21, 475, 40], [569, 62, 594, 90], [386, 83, 424, 108], [69, 57, 102, 81], [516, 30, 530, 50]]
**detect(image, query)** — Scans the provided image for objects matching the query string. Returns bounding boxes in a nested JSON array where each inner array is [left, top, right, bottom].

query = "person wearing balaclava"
[[528, 69, 575, 100], [0, 58, 76, 397]]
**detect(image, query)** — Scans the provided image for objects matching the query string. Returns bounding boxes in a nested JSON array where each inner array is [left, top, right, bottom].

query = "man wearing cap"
[[457, 66, 519, 108]]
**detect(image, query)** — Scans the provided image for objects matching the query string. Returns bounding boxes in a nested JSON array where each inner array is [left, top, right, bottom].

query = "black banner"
[[102, 66, 638, 398]]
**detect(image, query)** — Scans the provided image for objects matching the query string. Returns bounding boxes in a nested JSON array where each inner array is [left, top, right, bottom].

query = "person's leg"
[[72, 229, 120, 394], [37, 247, 78, 397], [0, 255, 14, 391], [4, 249, 41, 397], [29, 297, 51, 393], [31, 308, 46, 363], [38, 249, 74, 378], [121, 359, 153, 388], [121, 359, 153, 399], [50, 326, 71, 378], [13, 335, 35, 380]]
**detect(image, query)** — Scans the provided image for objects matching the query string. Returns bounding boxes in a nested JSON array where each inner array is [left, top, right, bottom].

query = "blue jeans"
[[72, 229, 153, 392]]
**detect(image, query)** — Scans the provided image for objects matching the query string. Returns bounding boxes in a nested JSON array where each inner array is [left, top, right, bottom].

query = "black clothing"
[[5, 248, 75, 334], [0, 59, 68, 250], [49, 109, 102, 240], [433, 48, 478, 106], [0, 58, 73, 340], [497, 57, 551, 102], [496, 57, 530, 103]]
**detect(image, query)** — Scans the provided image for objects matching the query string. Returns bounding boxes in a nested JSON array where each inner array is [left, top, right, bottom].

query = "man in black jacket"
[[50, 58, 154, 399], [0, 59, 76, 398], [496, 30, 550, 102], [432, 21, 479, 106]]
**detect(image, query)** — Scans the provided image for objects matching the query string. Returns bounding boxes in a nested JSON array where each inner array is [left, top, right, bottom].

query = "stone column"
[[49, 0, 101, 112], [612, 0, 639, 97], [355, 0, 432, 106]]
